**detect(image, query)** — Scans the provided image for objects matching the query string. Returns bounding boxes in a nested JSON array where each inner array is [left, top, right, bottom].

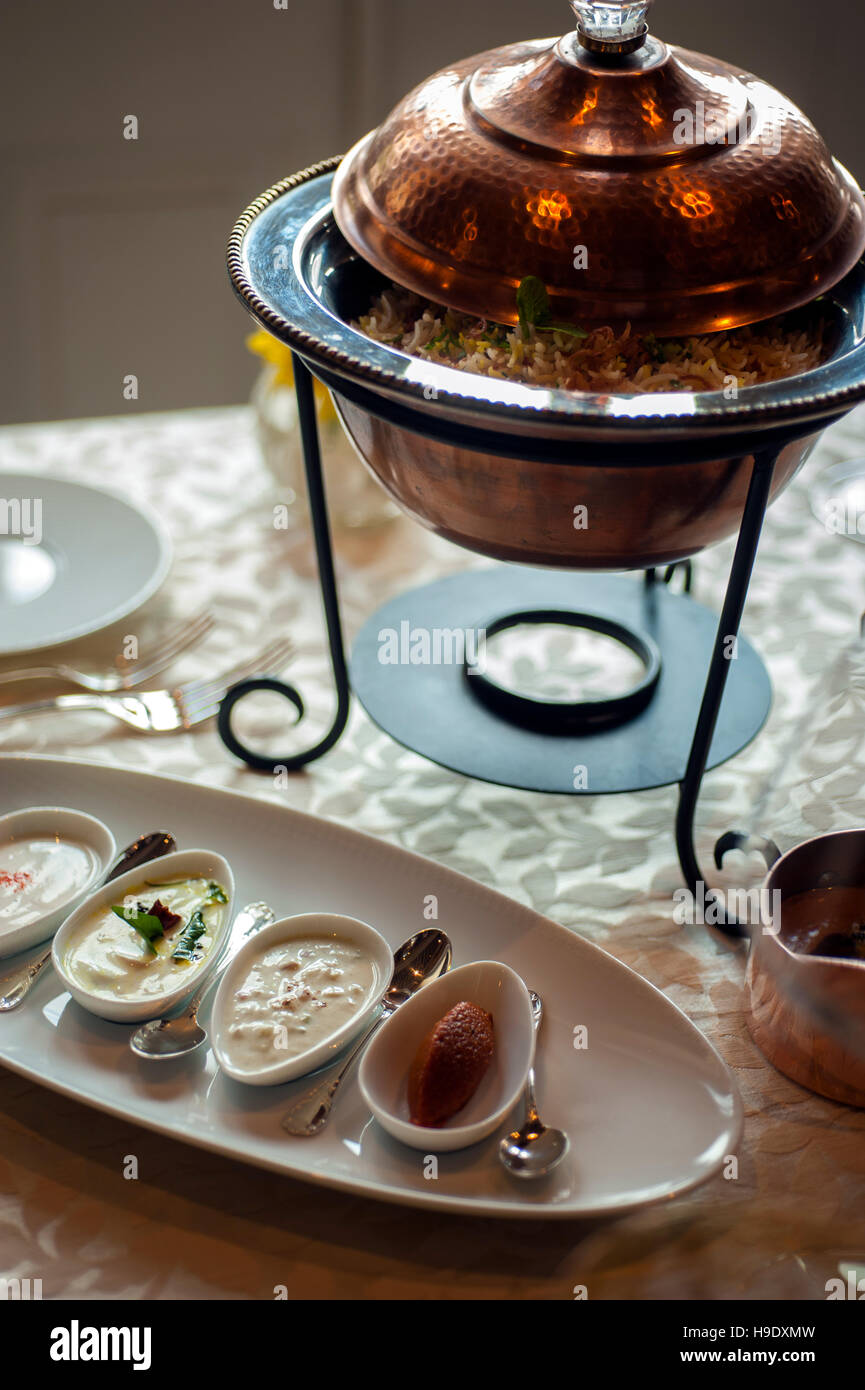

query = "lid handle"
[[571, 1, 653, 53]]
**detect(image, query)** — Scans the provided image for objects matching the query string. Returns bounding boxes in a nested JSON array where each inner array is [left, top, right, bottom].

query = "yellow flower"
[[246, 329, 337, 423]]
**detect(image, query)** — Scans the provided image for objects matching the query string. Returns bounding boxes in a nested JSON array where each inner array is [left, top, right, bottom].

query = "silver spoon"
[[0, 831, 176, 1012], [282, 927, 452, 1137], [129, 901, 275, 1058], [499, 991, 568, 1180]]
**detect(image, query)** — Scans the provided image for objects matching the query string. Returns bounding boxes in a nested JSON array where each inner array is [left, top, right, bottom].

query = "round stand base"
[[349, 568, 771, 795]]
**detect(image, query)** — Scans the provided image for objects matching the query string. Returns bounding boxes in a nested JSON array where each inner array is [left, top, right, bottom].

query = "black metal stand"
[[217, 355, 800, 922], [463, 605, 663, 734], [675, 448, 777, 938], [217, 355, 350, 771]]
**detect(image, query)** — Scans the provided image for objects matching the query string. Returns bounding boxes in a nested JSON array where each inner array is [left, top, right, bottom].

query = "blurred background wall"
[[1, 0, 860, 425]]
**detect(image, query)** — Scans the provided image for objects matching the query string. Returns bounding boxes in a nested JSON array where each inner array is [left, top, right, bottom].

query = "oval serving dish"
[[358, 960, 535, 1152], [210, 912, 393, 1086], [52, 848, 235, 1023]]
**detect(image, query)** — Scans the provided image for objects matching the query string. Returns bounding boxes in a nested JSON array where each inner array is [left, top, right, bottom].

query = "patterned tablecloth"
[[0, 404, 864, 1301]]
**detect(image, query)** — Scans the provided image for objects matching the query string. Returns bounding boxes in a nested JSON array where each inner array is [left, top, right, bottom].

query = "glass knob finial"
[[570, 2, 653, 44]]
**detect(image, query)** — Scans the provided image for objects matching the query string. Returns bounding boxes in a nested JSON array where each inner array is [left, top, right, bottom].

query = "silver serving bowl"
[[228, 160, 865, 569]]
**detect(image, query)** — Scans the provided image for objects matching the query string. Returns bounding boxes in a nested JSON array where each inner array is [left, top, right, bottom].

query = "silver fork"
[[0, 636, 295, 732], [0, 610, 215, 691]]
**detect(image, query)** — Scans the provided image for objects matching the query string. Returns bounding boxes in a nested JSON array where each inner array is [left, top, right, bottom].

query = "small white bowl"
[[52, 848, 235, 1023], [211, 912, 393, 1086], [358, 960, 534, 1152], [0, 806, 116, 959]]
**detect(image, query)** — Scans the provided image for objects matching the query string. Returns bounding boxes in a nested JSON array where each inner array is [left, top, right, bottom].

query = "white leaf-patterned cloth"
[[0, 403, 863, 1299]]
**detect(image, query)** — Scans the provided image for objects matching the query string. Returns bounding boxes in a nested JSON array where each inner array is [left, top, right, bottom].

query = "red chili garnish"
[[148, 899, 182, 933], [0, 869, 32, 892]]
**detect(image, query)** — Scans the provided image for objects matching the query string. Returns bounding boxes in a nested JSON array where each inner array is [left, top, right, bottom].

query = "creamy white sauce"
[[0, 836, 97, 933], [224, 936, 375, 1072], [64, 877, 228, 1001]]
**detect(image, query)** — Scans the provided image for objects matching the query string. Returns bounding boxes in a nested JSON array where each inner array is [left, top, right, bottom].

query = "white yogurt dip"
[[63, 876, 229, 1001], [0, 837, 98, 934], [223, 936, 376, 1073]]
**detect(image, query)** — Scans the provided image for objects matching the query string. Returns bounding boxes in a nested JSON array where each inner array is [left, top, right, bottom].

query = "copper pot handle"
[[571, 0, 653, 53]]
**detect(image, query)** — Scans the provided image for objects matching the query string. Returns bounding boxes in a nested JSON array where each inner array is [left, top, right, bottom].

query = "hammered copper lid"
[[332, 0, 865, 335]]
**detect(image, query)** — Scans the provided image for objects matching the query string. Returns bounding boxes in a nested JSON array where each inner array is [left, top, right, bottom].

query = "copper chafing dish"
[[222, 6, 865, 1095], [228, 0, 865, 570], [221, 0, 865, 957]]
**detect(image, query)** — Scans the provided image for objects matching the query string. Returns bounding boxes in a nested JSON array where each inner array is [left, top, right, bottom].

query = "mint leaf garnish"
[[546, 321, 589, 340], [516, 276, 588, 341], [517, 275, 549, 338]]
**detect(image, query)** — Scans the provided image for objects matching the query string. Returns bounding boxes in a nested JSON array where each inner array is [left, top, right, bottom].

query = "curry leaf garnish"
[[112, 902, 164, 955], [516, 276, 588, 342], [171, 910, 208, 962], [206, 881, 228, 904]]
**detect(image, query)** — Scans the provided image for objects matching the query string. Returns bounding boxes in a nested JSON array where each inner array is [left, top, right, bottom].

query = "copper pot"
[[745, 830, 865, 1108], [319, 0, 865, 565], [228, 0, 865, 572], [332, 391, 818, 568]]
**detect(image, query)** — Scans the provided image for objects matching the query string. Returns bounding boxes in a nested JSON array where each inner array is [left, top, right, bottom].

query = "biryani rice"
[[354, 285, 825, 395]]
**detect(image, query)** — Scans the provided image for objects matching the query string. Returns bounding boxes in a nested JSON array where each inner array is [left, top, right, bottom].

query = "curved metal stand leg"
[[644, 560, 693, 594], [675, 447, 778, 938], [218, 353, 351, 772]]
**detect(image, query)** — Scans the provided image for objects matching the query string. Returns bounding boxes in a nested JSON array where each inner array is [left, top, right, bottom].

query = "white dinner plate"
[[0, 754, 742, 1220], [0, 473, 171, 654]]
